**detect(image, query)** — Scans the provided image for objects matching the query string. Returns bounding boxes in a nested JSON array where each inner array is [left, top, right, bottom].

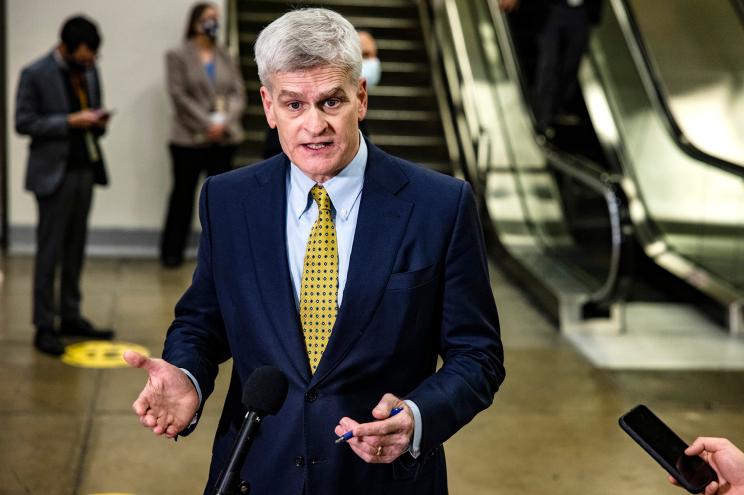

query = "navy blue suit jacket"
[[163, 141, 505, 495]]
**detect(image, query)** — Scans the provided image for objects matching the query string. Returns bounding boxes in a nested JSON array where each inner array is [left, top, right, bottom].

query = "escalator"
[[582, 0, 744, 334], [420, 0, 744, 341], [419, 0, 633, 333]]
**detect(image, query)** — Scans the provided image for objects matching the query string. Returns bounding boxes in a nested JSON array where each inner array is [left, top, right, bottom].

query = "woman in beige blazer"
[[161, 2, 245, 267]]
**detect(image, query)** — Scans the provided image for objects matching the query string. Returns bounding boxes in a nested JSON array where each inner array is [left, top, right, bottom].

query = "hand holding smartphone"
[[619, 405, 717, 494], [94, 108, 115, 121]]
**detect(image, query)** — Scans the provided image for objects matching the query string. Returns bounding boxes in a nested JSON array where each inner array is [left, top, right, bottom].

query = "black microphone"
[[214, 366, 289, 495]]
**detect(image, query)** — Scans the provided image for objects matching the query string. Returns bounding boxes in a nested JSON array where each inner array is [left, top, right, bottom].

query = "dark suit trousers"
[[534, 4, 590, 130], [160, 144, 237, 261], [33, 169, 94, 328]]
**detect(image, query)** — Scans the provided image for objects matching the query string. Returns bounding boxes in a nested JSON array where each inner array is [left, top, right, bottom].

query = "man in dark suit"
[[15, 15, 115, 355], [125, 8, 504, 494]]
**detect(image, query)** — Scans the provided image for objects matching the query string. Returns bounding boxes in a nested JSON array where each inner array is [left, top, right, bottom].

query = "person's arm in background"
[[670, 437, 744, 495], [90, 68, 110, 137], [15, 66, 98, 138], [166, 49, 212, 135]]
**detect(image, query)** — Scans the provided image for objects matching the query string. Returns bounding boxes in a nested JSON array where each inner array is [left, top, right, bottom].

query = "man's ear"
[[260, 86, 277, 129], [357, 78, 368, 122]]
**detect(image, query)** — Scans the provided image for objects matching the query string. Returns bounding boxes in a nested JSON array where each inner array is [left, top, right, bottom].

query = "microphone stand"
[[214, 411, 261, 495]]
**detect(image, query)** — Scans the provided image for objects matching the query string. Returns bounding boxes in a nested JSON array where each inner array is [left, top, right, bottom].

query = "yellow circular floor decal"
[[62, 341, 150, 368]]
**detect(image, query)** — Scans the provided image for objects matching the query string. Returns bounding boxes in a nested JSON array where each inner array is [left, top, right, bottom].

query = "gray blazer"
[[166, 41, 245, 147], [15, 51, 108, 197]]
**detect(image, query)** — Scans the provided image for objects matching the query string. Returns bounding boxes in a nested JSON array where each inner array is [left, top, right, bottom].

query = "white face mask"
[[361, 57, 382, 88]]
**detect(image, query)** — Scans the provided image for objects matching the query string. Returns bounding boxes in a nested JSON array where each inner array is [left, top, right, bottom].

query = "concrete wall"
[[5, 0, 227, 254]]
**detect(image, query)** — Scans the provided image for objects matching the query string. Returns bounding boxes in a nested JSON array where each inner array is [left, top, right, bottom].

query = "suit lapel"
[[311, 145, 412, 385], [243, 157, 309, 381], [46, 54, 71, 113]]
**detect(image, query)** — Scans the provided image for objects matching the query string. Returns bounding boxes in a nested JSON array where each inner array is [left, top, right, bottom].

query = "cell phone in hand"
[[619, 405, 717, 494], [95, 108, 115, 119]]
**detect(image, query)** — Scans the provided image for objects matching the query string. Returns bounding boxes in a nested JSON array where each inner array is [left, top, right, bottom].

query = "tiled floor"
[[2, 255, 743, 495]]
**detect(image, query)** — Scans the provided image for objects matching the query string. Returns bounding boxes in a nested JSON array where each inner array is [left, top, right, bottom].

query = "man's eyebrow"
[[277, 87, 348, 101], [277, 90, 303, 100], [319, 87, 348, 99]]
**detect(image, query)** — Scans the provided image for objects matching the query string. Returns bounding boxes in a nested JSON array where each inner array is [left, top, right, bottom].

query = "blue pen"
[[335, 406, 404, 444]]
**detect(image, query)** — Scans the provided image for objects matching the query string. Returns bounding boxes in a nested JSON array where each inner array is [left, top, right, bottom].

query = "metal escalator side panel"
[[584, 0, 744, 332], [627, 0, 744, 168]]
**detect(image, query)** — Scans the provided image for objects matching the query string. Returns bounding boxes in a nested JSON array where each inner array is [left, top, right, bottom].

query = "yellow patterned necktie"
[[300, 185, 338, 373]]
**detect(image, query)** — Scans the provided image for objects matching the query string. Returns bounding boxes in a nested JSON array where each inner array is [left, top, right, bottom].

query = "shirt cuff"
[[179, 367, 202, 427], [404, 399, 422, 459]]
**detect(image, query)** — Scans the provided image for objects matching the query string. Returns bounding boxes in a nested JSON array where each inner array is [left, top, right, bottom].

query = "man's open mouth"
[[304, 142, 331, 150]]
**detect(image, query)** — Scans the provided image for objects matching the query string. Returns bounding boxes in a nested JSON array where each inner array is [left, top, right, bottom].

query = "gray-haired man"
[[125, 8, 504, 494]]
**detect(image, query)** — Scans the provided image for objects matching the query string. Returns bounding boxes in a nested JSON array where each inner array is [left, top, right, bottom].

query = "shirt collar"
[[288, 131, 367, 221], [52, 49, 69, 70]]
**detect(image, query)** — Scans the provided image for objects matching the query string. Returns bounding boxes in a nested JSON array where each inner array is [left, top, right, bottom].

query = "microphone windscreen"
[[242, 366, 289, 416]]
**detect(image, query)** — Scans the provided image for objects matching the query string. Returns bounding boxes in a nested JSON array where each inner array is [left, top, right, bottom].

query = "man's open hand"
[[124, 350, 200, 439]]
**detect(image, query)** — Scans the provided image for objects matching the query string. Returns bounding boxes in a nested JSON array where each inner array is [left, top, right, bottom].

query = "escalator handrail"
[[612, 0, 744, 179], [542, 145, 634, 304]]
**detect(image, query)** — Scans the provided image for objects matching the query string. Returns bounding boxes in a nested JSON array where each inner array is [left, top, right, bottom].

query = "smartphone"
[[619, 405, 717, 494], [95, 108, 115, 119]]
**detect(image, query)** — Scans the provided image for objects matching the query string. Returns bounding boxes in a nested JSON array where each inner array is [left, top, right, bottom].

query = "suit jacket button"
[[295, 456, 305, 467], [305, 389, 319, 402]]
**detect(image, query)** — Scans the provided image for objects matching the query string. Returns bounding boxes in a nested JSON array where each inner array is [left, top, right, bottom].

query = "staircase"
[[235, 0, 452, 174]]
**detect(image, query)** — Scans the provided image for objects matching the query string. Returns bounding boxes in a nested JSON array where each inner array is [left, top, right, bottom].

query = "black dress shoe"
[[60, 318, 115, 340], [34, 326, 66, 356]]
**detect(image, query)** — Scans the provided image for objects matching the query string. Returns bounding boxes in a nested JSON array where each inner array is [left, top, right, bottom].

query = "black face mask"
[[201, 19, 219, 41], [66, 57, 88, 73]]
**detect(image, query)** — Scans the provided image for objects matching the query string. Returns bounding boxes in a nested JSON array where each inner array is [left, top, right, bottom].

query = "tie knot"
[[310, 185, 332, 212]]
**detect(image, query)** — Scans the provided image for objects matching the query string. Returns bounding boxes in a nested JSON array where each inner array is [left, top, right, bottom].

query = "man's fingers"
[[123, 350, 153, 370], [165, 424, 181, 438], [339, 414, 409, 465], [371, 393, 401, 420], [354, 419, 398, 438], [155, 412, 170, 432], [340, 417, 359, 428], [132, 392, 151, 416], [139, 414, 158, 430], [347, 436, 405, 464], [143, 412, 158, 428]]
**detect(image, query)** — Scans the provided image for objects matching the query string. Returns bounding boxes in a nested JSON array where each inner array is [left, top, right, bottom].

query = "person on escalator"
[[533, 0, 602, 138]]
